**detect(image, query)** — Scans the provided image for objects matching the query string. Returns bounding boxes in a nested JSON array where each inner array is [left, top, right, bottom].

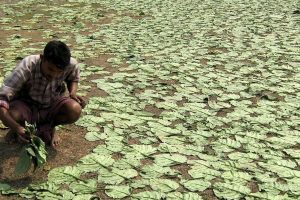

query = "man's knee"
[[9, 108, 24, 123], [63, 100, 82, 123]]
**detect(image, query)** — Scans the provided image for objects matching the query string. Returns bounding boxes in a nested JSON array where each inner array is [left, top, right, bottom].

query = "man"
[[0, 40, 85, 147]]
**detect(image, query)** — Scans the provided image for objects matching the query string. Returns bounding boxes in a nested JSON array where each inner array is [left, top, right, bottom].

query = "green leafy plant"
[[15, 122, 48, 175]]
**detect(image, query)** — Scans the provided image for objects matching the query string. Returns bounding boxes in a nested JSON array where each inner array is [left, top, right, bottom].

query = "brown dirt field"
[[0, 2, 222, 200], [0, 1, 114, 197], [0, 124, 99, 200], [0, 43, 122, 199], [0, 29, 116, 200], [0, 20, 144, 200]]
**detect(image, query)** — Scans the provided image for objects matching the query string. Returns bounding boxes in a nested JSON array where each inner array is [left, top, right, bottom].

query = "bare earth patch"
[[0, 124, 98, 199]]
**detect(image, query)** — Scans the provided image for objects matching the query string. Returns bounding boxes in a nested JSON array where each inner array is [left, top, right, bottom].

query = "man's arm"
[[67, 81, 78, 96], [65, 60, 85, 108], [67, 81, 86, 108], [0, 106, 28, 142], [0, 56, 31, 142]]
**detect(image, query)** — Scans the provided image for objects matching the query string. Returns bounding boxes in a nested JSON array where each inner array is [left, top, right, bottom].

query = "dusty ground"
[[0, 114, 100, 200], [0, 9, 163, 199], [0, 1, 107, 196], [0, 1, 269, 199], [0, 16, 114, 200], [0, 41, 119, 200]]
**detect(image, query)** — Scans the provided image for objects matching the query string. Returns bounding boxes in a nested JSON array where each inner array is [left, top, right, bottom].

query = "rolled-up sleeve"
[[0, 57, 31, 109]]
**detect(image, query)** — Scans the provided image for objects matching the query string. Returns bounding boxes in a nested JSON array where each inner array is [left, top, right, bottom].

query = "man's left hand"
[[70, 94, 86, 109]]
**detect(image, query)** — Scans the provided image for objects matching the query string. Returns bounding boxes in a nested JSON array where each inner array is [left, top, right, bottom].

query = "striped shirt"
[[0, 55, 80, 109]]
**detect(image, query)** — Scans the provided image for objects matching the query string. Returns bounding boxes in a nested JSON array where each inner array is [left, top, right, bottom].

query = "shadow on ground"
[[0, 129, 59, 189], [0, 124, 97, 190]]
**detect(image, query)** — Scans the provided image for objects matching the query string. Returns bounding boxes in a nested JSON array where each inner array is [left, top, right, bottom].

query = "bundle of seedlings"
[[15, 122, 48, 175]]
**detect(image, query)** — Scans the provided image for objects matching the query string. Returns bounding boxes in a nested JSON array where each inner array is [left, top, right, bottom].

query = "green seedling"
[[15, 122, 48, 175]]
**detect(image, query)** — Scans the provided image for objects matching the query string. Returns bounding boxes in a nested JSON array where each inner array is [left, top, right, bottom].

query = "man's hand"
[[70, 93, 86, 109], [0, 107, 30, 143], [15, 126, 30, 143]]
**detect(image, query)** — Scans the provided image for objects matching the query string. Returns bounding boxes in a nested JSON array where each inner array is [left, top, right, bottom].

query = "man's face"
[[41, 55, 64, 81]]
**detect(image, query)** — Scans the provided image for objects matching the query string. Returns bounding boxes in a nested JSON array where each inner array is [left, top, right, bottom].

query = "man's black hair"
[[43, 40, 71, 70]]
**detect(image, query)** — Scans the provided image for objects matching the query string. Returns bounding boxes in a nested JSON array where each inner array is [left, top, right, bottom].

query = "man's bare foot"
[[51, 134, 61, 148], [4, 129, 17, 144]]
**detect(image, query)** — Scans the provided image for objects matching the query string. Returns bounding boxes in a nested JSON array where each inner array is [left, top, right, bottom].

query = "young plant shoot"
[[15, 122, 47, 175]]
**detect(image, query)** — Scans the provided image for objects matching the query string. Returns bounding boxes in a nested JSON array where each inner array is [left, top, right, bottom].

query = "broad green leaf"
[[178, 145, 204, 156], [48, 166, 82, 184], [92, 145, 114, 155], [208, 100, 231, 110], [98, 168, 124, 185], [0, 183, 11, 191], [19, 188, 36, 199], [113, 157, 141, 169], [131, 144, 157, 156], [254, 172, 277, 183], [214, 182, 251, 200], [182, 193, 204, 200], [149, 179, 179, 192], [216, 138, 241, 149], [158, 143, 180, 153], [27, 182, 59, 193], [105, 140, 124, 152], [227, 152, 259, 162], [69, 179, 97, 194], [258, 162, 300, 178], [221, 171, 252, 182], [259, 182, 289, 194], [188, 165, 221, 180], [85, 132, 106, 141], [77, 154, 114, 173], [167, 192, 203, 200], [89, 154, 115, 167], [34, 191, 63, 200], [181, 179, 211, 192], [131, 191, 164, 200], [31, 136, 47, 169], [160, 135, 185, 145], [148, 122, 181, 137], [284, 149, 300, 159], [15, 147, 32, 175], [105, 185, 130, 199], [250, 192, 290, 200], [73, 194, 97, 200], [130, 179, 150, 189], [112, 168, 138, 179], [141, 164, 178, 178], [153, 154, 187, 167]]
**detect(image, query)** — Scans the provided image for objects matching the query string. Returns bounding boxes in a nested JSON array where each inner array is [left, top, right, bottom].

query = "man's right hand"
[[0, 107, 30, 144], [15, 126, 29, 143]]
